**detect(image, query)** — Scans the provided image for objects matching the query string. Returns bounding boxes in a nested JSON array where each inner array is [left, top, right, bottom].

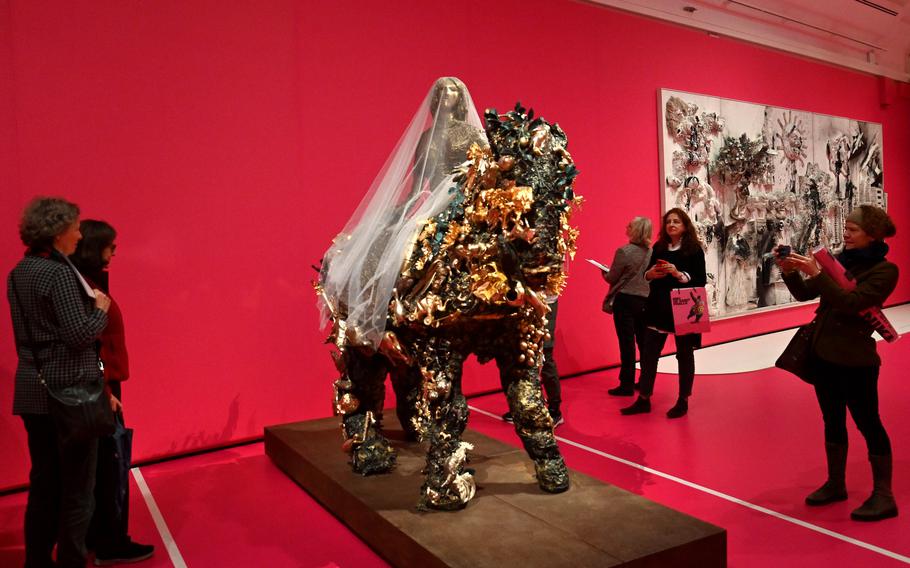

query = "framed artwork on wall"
[[658, 88, 886, 319]]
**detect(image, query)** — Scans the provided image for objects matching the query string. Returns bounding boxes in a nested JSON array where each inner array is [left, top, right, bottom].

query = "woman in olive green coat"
[[777, 205, 898, 522]]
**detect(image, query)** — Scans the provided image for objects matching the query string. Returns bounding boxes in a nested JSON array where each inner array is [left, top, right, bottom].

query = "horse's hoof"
[[536, 458, 570, 493], [351, 437, 397, 475]]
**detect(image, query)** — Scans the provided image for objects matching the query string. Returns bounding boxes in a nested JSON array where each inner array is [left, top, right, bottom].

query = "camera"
[[777, 245, 791, 258]]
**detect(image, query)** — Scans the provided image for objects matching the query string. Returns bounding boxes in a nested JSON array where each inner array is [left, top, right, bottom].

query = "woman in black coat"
[[72, 220, 155, 564], [777, 205, 898, 521], [621, 208, 706, 418]]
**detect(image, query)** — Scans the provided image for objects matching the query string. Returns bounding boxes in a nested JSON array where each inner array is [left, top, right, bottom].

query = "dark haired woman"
[[71, 220, 155, 563], [777, 205, 899, 521], [621, 208, 706, 418], [7, 197, 110, 568]]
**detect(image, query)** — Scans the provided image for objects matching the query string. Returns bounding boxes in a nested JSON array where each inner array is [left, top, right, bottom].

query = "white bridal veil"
[[319, 77, 487, 349]]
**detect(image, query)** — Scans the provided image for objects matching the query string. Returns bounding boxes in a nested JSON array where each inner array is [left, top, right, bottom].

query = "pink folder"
[[671, 287, 711, 335], [812, 246, 899, 343]]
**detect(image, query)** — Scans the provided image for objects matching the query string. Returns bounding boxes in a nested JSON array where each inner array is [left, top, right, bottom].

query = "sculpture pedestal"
[[265, 416, 726, 567]]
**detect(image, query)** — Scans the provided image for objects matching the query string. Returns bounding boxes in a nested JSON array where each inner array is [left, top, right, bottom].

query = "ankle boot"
[[620, 397, 650, 415], [805, 442, 848, 506], [851, 454, 898, 521], [666, 398, 688, 419]]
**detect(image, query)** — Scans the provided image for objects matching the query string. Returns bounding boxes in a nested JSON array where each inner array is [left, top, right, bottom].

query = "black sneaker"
[[94, 540, 155, 566], [502, 412, 513, 423], [549, 411, 564, 427]]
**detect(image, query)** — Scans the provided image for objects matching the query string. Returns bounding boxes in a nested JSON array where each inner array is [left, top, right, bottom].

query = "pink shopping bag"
[[671, 287, 711, 335]]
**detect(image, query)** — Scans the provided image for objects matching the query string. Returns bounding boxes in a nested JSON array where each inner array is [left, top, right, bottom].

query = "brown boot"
[[805, 442, 848, 506], [851, 454, 898, 521]]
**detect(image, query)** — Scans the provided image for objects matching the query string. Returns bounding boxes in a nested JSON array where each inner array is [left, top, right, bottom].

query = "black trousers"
[[813, 357, 891, 456], [88, 381, 131, 553], [540, 301, 561, 412], [611, 294, 647, 387], [22, 414, 99, 568], [637, 328, 699, 398]]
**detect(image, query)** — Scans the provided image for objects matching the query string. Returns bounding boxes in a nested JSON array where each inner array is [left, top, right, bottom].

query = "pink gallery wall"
[[1, 0, 908, 490]]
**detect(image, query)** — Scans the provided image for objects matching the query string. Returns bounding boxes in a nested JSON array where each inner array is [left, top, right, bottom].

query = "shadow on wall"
[[165, 394, 241, 455]]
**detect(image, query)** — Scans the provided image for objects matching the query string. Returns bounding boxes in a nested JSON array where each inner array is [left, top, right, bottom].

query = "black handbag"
[[44, 376, 116, 445], [775, 321, 817, 384], [11, 276, 115, 445]]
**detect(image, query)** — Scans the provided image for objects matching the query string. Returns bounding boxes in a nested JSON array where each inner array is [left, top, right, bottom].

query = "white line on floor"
[[468, 405, 910, 564], [132, 467, 188, 568]]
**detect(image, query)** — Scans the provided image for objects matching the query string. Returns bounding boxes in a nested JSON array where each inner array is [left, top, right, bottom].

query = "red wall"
[[1, 0, 908, 490]]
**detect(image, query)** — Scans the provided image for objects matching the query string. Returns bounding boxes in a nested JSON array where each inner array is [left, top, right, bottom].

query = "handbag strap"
[[9, 273, 46, 378]]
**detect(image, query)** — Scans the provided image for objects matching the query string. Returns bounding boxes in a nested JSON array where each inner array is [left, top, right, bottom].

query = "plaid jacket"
[[7, 251, 108, 415]]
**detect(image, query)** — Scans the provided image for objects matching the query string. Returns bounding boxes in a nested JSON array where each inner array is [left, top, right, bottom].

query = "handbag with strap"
[[603, 248, 651, 314], [11, 270, 115, 445], [775, 321, 817, 384]]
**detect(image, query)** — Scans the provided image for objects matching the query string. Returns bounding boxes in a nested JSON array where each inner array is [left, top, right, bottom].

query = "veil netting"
[[318, 77, 488, 349]]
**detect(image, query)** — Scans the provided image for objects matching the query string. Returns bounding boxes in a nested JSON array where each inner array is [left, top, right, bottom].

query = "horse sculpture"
[[317, 101, 581, 510]]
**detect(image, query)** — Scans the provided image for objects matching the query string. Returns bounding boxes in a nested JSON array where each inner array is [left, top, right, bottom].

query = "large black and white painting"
[[659, 88, 886, 318]]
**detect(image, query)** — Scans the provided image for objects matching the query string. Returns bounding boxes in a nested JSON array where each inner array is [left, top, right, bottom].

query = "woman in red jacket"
[[71, 220, 154, 565]]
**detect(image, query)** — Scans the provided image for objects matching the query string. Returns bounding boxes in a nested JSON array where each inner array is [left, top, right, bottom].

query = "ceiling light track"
[[727, 0, 887, 51], [854, 0, 898, 17]]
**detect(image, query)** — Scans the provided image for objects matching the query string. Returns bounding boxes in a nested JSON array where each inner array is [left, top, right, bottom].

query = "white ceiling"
[[590, 0, 910, 82]]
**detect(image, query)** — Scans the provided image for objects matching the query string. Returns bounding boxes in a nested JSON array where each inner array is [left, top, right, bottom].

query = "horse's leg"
[[389, 363, 421, 441], [497, 342, 570, 494], [414, 338, 473, 510], [337, 349, 397, 475]]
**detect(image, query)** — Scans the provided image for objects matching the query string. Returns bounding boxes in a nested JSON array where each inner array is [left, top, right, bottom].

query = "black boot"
[[851, 454, 898, 521], [806, 442, 848, 506], [620, 397, 650, 415], [666, 398, 688, 419], [608, 384, 635, 396]]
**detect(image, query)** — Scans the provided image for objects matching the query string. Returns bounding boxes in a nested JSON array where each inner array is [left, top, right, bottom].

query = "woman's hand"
[[645, 265, 667, 280], [661, 262, 684, 280], [647, 261, 679, 281], [109, 393, 122, 413], [777, 251, 820, 277], [93, 289, 111, 312]]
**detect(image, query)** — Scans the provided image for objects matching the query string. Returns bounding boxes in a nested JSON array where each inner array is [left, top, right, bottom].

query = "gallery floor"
[[1, 309, 909, 567]]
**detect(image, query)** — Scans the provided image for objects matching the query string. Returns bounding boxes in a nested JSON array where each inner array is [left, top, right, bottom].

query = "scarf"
[[836, 240, 888, 270]]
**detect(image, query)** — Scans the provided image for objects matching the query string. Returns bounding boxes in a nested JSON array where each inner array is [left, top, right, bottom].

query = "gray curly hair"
[[19, 197, 80, 251]]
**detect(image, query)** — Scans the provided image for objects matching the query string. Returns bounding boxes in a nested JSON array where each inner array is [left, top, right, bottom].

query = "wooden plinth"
[[265, 416, 726, 567]]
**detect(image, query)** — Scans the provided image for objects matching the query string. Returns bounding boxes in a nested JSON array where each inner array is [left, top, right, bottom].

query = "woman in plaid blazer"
[[7, 197, 110, 568]]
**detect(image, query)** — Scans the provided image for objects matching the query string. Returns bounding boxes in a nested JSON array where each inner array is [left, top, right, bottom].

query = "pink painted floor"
[[1, 338, 908, 567]]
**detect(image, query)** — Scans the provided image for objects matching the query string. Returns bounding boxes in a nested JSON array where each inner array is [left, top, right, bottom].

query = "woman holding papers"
[[776, 204, 898, 522], [71, 220, 155, 564], [602, 216, 652, 396], [621, 208, 705, 418]]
